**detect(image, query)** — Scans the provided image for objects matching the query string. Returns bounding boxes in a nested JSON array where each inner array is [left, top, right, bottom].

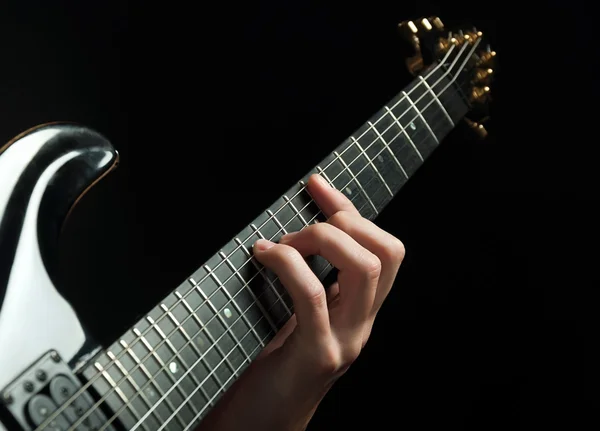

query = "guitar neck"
[[81, 61, 470, 430]]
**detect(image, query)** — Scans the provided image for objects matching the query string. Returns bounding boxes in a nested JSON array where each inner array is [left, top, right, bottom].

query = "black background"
[[1, 1, 598, 429]]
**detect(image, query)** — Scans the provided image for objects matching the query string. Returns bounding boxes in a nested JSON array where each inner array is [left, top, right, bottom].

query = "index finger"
[[306, 173, 360, 218]]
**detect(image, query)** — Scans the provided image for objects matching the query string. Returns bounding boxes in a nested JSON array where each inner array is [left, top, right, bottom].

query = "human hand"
[[198, 174, 405, 430]]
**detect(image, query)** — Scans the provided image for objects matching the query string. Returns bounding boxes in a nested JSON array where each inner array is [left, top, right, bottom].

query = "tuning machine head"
[[398, 18, 496, 139], [464, 117, 489, 139], [398, 17, 445, 75]]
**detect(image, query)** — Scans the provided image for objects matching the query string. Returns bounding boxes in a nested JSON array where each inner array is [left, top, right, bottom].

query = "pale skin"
[[198, 174, 405, 431]]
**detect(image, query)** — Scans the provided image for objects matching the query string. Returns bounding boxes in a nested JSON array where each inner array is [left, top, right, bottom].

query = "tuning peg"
[[471, 85, 491, 102], [477, 45, 497, 66], [464, 117, 490, 139], [398, 20, 424, 75], [473, 67, 494, 83]]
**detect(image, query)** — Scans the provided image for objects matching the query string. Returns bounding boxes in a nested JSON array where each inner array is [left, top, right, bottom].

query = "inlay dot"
[[169, 362, 178, 374], [146, 388, 156, 398], [224, 308, 233, 319], [345, 187, 352, 195], [196, 337, 205, 348], [410, 122, 417, 130], [378, 155, 384, 163]]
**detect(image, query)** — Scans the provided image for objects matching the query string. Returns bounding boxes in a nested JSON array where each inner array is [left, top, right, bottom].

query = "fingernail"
[[253, 239, 275, 251], [314, 174, 331, 188], [279, 232, 298, 243]]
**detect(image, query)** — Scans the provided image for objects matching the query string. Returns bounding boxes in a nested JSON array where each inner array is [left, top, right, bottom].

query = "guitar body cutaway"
[[0, 123, 118, 399]]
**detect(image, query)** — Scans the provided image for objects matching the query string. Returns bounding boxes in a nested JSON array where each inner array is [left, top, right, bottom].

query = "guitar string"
[[71, 103, 463, 431], [53, 41, 475, 431], [128, 42, 480, 431], [38, 39, 477, 431], [119, 79, 477, 431], [102, 170, 390, 431], [67, 99, 456, 431], [72, 166, 379, 431], [58, 47, 476, 431]]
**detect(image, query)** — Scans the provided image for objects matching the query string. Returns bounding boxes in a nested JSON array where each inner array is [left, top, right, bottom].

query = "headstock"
[[398, 17, 496, 138]]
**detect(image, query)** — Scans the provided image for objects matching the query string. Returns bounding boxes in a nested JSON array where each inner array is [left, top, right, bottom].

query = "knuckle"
[[361, 252, 382, 281], [327, 210, 354, 231], [305, 283, 327, 308], [381, 236, 406, 264], [310, 221, 335, 237], [315, 344, 343, 375]]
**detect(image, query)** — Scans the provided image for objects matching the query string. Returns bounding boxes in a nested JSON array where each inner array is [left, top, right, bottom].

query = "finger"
[[306, 173, 360, 218], [327, 282, 340, 304], [326, 210, 405, 313], [279, 223, 380, 325], [258, 315, 297, 358], [253, 239, 330, 339]]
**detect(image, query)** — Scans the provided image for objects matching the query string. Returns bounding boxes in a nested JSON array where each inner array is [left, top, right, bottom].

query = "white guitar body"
[[0, 124, 118, 430]]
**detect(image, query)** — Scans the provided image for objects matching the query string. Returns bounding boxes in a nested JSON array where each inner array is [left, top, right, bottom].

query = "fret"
[[266, 209, 288, 235], [385, 94, 438, 161], [283, 194, 309, 229], [218, 251, 286, 337], [119, 339, 188, 430], [173, 291, 245, 377], [361, 129, 409, 196], [425, 66, 470, 125], [384, 105, 425, 161], [404, 78, 454, 143], [82, 354, 138, 430], [334, 150, 378, 214], [254, 210, 284, 243], [100, 60, 467, 431], [248, 225, 294, 324], [189, 273, 262, 367], [316, 165, 335, 188], [289, 181, 327, 225], [319, 153, 375, 219], [338, 138, 393, 213], [231, 239, 292, 320], [150, 301, 225, 406], [401, 91, 439, 144], [155, 322, 263, 431], [351, 137, 393, 198], [367, 117, 420, 180], [268, 195, 304, 233], [418, 76, 454, 126], [149, 312, 215, 415], [94, 362, 149, 431], [105, 351, 164, 430], [132, 327, 201, 426]]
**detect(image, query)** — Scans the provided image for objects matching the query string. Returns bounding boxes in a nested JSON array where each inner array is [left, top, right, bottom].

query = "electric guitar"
[[0, 17, 495, 431]]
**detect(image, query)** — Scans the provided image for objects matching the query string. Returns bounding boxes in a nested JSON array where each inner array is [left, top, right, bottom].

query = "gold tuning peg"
[[431, 16, 444, 30], [398, 20, 424, 75], [477, 45, 497, 66], [473, 67, 494, 82], [470, 85, 491, 102], [464, 118, 489, 139]]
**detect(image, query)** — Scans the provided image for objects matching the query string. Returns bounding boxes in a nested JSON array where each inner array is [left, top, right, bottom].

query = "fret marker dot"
[[410, 122, 417, 130], [196, 337, 205, 348], [146, 388, 156, 398], [378, 155, 384, 163], [224, 308, 233, 318], [169, 362, 178, 374], [345, 187, 352, 195]]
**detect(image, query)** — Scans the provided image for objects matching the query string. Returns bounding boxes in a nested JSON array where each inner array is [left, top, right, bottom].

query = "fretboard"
[[80, 61, 469, 431]]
